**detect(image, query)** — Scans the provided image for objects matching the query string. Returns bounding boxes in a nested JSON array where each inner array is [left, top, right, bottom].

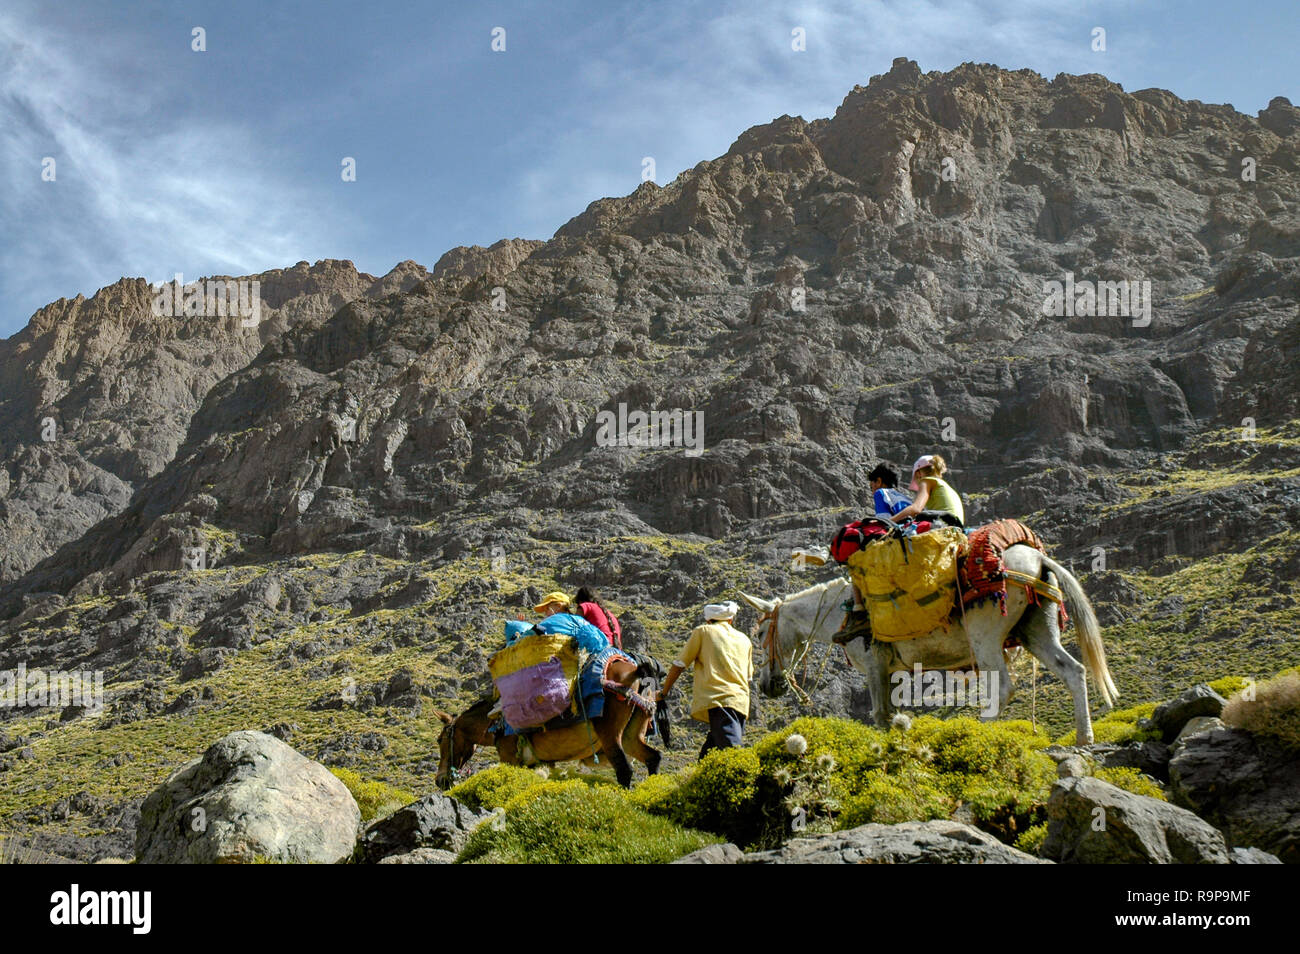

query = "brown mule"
[[434, 656, 665, 789]]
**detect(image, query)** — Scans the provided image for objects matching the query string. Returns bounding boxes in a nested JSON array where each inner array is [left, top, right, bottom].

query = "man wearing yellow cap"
[[657, 601, 753, 758]]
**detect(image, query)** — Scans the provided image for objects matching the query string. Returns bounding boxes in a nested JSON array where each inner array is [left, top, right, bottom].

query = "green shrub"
[[501, 778, 587, 812], [753, 717, 1057, 845], [837, 762, 951, 828], [1094, 766, 1167, 801], [447, 764, 547, 810], [457, 783, 718, 864], [1208, 676, 1251, 698], [903, 717, 1055, 838], [1014, 823, 1048, 856], [656, 748, 763, 845], [1222, 671, 1300, 751], [754, 717, 885, 773], [1055, 702, 1160, 746], [329, 767, 415, 823], [620, 717, 1086, 851], [626, 772, 680, 813], [909, 718, 1049, 777]]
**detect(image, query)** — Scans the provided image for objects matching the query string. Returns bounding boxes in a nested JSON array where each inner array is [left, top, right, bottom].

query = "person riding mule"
[[530, 591, 610, 652], [868, 463, 912, 519], [893, 454, 964, 526], [574, 586, 623, 650], [434, 650, 667, 788], [739, 523, 1119, 744]]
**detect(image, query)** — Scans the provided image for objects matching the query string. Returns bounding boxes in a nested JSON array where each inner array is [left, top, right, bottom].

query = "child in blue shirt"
[[868, 463, 911, 520]]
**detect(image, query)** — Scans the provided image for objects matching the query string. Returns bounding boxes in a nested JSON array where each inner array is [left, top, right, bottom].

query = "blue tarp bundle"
[[536, 613, 610, 653], [502, 614, 609, 652], [503, 620, 534, 645]]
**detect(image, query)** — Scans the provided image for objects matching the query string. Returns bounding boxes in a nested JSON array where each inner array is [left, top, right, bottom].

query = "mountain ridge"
[[0, 59, 1297, 858]]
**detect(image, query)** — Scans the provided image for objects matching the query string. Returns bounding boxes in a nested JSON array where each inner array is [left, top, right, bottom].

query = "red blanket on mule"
[[958, 518, 1045, 614]]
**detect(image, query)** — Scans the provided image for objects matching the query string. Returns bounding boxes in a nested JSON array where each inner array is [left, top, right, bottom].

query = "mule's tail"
[[1039, 554, 1118, 707]]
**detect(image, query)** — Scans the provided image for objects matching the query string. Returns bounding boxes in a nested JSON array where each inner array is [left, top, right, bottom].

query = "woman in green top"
[[893, 453, 965, 526]]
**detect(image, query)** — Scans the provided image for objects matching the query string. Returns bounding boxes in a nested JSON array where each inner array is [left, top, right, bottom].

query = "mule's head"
[[434, 710, 474, 790], [739, 591, 788, 698]]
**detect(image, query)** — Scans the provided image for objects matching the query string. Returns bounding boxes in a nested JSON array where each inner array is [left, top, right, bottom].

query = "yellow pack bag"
[[488, 632, 585, 728], [847, 527, 967, 642], [488, 632, 583, 683]]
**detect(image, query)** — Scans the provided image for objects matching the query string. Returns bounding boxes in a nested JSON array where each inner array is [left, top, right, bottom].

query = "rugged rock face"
[[134, 730, 360, 864], [1041, 776, 1232, 864], [1, 59, 1298, 858], [3, 60, 1297, 611], [1168, 726, 1300, 863], [0, 259, 436, 583]]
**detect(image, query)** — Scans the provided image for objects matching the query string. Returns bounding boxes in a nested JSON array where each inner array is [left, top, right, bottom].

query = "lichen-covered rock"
[[135, 730, 360, 864], [671, 843, 745, 864], [1230, 846, 1282, 864], [1171, 716, 1227, 750], [734, 821, 1048, 864], [354, 793, 492, 863], [376, 847, 458, 864], [1041, 776, 1231, 864], [1150, 685, 1228, 743]]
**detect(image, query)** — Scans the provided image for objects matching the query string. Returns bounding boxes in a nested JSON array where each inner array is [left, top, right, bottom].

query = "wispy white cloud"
[[503, 0, 1136, 236], [0, 0, 1243, 337], [0, 8, 336, 334]]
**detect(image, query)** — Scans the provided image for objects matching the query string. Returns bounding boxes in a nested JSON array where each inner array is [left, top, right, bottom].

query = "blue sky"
[[1, 0, 1295, 338]]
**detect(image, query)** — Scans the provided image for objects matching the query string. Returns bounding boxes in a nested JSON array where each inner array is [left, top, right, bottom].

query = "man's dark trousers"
[[699, 706, 746, 759]]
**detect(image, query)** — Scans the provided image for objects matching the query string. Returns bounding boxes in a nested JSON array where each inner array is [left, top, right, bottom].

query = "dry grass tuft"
[[1222, 671, 1300, 751]]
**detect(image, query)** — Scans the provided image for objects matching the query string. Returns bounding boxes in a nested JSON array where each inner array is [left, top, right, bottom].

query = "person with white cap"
[[892, 453, 965, 526], [657, 600, 753, 758]]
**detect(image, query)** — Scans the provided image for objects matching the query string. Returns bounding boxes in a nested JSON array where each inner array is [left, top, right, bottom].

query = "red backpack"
[[830, 520, 890, 564], [829, 518, 934, 563]]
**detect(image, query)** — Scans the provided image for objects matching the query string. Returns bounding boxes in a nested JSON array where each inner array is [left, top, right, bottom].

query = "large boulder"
[[679, 821, 1048, 864], [135, 730, 360, 864], [1168, 726, 1300, 863], [1041, 776, 1231, 864], [354, 793, 493, 863], [1148, 685, 1227, 743]]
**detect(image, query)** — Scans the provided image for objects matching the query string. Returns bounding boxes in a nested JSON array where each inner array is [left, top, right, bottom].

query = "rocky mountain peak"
[[1, 59, 1296, 614], [431, 239, 545, 282]]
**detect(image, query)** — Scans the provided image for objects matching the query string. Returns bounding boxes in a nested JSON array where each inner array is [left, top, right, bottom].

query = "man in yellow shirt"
[[657, 601, 754, 758]]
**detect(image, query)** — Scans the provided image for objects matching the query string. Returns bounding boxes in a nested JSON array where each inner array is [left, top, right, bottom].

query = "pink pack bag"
[[496, 656, 572, 729]]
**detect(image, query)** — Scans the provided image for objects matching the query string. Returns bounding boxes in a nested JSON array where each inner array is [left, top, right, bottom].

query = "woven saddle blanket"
[[959, 518, 1068, 628]]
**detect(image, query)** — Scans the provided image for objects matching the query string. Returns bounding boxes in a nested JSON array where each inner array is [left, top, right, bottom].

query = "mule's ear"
[[738, 591, 775, 613], [435, 710, 453, 725]]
